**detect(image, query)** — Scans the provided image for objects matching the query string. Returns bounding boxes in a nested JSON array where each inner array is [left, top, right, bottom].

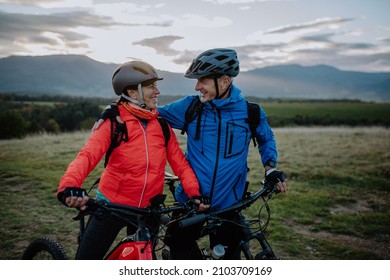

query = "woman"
[[57, 61, 202, 259]]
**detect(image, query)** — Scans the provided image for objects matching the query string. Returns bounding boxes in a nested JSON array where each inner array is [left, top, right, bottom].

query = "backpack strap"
[[157, 116, 171, 147], [104, 119, 128, 167], [181, 96, 204, 140], [246, 101, 261, 147], [90, 108, 169, 193]]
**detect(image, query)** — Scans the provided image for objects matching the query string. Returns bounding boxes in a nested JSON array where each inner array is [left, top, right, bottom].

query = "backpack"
[[180, 96, 261, 147], [104, 106, 170, 167], [89, 107, 170, 193]]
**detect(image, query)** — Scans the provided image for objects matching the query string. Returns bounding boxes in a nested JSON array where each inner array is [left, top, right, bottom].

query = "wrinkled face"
[[128, 82, 160, 109], [141, 82, 160, 109], [194, 77, 216, 103], [194, 75, 231, 103]]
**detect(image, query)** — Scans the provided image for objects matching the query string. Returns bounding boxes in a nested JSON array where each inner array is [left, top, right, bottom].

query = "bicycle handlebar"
[[83, 196, 188, 219], [179, 182, 279, 228]]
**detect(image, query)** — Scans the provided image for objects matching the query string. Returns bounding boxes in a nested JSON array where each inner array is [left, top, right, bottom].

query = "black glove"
[[265, 168, 286, 187], [57, 187, 88, 207], [98, 103, 119, 122], [187, 195, 210, 208]]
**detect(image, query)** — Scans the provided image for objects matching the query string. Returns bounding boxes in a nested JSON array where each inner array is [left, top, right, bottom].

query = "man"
[[94, 48, 286, 259]]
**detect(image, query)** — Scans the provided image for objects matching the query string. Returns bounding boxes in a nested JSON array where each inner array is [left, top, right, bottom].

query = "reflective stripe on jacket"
[[58, 105, 200, 208]]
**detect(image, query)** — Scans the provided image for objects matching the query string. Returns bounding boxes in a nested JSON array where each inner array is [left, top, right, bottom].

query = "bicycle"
[[21, 190, 190, 260], [21, 172, 280, 260], [163, 176, 280, 260]]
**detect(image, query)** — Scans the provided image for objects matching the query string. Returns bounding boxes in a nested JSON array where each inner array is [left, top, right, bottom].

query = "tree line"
[[1, 93, 389, 140], [0, 93, 110, 139]]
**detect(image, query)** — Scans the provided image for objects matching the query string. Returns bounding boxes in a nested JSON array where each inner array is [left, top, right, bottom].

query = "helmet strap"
[[213, 77, 232, 100], [213, 78, 220, 99], [219, 82, 232, 99], [137, 83, 147, 109], [121, 85, 147, 108], [120, 93, 146, 108]]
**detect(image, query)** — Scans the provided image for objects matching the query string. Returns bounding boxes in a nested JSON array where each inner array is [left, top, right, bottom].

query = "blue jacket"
[[158, 84, 278, 210]]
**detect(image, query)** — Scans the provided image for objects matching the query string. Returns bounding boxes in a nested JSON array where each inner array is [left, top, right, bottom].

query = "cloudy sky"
[[0, 0, 389, 73]]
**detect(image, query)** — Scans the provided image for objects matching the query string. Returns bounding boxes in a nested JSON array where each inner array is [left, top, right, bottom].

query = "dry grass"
[[0, 127, 389, 259]]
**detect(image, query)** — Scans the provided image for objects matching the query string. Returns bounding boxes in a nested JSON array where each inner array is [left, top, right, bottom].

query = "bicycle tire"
[[21, 237, 68, 260]]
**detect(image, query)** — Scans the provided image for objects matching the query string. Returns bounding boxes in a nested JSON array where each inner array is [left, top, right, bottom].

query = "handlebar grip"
[[85, 197, 97, 207], [179, 213, 207, 228]]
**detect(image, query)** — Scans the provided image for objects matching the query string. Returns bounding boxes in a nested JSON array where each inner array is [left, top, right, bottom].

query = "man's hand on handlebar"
[[265, 168, 287, 193], [57, 187, 90, 211], [188, 196, 210, 212]]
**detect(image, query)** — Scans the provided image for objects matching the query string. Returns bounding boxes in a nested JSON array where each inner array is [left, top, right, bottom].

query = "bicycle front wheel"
[[21, 237, 68, 260]]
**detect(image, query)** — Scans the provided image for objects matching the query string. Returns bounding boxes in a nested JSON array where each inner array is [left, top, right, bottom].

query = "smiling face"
[[194, 75, 232, 103], [141, 82, 160, 109], [127, 81, 160, 109]]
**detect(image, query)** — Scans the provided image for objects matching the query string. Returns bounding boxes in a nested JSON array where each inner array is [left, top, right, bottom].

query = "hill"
[[0, 55, 389, 102], [237, 64, 390, 101]]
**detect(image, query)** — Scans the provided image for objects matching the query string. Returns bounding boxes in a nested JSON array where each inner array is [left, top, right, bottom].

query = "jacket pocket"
[[224, 122, 248, 158]]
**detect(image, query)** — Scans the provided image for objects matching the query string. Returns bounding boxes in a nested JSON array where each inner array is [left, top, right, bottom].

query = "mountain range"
[[0, 54, 389, 102]]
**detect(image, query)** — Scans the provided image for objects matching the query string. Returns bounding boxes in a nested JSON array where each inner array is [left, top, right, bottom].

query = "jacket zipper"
[[137, 121, 149, 207], [209, 105, 221, 204]]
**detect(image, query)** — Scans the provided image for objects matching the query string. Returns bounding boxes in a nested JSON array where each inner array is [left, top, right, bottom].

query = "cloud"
[[133, 36, 184, 56], [202, 0, 290, 4], [287, 47, 390, 72], [265, 17, 354, 34], [0, 0, 61, 4], [266, 30, 390, 72], [0, 8, 173, 57], [0, 10, 117, 54], [239, 17, 385, 70], [169, 43, 289, 71], [170, 44, 272, 70], [379, 37, 390, 43], [171, 50, 196, 64], [1, 0, 388, 73], [293, 32, 378, 51]]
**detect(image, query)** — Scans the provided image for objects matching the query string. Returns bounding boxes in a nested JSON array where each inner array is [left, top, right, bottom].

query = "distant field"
[[0, 127, 389, 260], [259, 101, 390, 126], [263, 101, 389, 119], [4, 94, 389, 142]]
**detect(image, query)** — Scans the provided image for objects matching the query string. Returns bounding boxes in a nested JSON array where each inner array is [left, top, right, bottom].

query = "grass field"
[[263, 101, 390, 119], [260, 101, 390, 126], [0, 126, 389, 260]]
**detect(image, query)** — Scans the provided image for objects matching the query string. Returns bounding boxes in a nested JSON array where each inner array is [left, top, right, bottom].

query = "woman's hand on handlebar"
[[57, 187, 90, 211], [66, 195, 90, 211]]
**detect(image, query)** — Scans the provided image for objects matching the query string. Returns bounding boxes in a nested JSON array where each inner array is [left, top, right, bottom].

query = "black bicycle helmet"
[[112, 61, 163, 95], [184, 48, 240, 79]]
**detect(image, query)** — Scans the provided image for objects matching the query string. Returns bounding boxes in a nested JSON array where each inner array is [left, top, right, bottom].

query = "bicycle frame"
[[106, 241, 153, 260], [175, 181, 279, 260], [22, 173, 279, 260], [104, 219, 154, 260], [74, 193, 188, 260]]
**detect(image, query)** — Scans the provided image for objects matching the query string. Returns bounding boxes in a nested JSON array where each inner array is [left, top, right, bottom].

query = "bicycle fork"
[[240, 231, 277, 260]]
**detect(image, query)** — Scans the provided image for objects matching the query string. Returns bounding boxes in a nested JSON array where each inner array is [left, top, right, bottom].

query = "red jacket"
[[58, 105, 200, 207]]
